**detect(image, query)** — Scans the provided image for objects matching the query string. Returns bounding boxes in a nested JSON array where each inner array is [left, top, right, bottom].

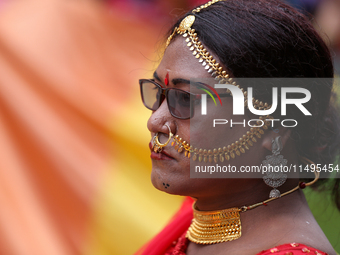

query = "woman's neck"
[[193, 178, 300, 211]]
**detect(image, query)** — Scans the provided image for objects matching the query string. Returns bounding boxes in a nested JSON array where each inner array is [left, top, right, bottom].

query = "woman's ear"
[[262, 127, 292, 151]]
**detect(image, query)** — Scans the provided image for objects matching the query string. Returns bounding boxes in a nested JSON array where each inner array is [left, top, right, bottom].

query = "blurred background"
[[0, 0, 339, 254]]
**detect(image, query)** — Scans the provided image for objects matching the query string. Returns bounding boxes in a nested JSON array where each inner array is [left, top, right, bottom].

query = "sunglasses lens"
[[167, 89, 192, 119], [140, 80, 162, 111]]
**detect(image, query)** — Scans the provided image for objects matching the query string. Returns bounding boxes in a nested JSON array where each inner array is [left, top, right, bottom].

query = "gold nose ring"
[[152, 124, 173, 153]]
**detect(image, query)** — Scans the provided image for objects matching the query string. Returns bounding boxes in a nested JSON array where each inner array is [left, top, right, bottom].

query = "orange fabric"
[[0, 0, 160, 254]]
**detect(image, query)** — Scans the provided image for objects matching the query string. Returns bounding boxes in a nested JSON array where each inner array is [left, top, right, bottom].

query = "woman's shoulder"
[[256, 243, 329, 255]]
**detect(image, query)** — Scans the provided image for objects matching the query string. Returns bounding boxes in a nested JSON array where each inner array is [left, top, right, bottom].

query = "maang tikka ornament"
[[262, 136, 288, 198], [163, 0, 275, 164]]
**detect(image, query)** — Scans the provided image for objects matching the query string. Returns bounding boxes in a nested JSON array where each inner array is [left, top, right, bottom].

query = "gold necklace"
[[186, 206, 241, 244], [186, 159, 319, 245]]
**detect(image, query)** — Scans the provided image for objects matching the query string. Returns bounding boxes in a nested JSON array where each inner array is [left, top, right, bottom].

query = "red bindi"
[[164, 72, 169, 86]]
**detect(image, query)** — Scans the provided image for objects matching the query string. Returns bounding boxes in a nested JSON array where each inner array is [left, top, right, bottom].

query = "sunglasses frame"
[[139, 78, 232, 119], [139, 79, 200, 119]]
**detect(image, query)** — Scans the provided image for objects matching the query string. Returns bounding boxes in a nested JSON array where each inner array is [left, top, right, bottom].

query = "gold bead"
[[225, 153, 230, 161], [204, 155, 208, 163]]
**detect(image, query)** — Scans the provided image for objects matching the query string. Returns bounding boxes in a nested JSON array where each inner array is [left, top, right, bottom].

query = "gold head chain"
[[162, 0, 274, 163]]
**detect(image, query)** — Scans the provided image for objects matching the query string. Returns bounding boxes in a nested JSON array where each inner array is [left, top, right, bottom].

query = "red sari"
[[135, 197, 328, 255], [163, 232, 328, 255]]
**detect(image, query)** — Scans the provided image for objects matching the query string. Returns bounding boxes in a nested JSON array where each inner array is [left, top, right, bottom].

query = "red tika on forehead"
[[165, 72, 169, 86]]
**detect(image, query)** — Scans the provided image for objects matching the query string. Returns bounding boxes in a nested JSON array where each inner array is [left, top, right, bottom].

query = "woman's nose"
[[147, 100, 176, 136]]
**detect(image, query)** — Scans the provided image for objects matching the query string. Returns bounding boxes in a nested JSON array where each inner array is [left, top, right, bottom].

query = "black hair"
[[167, 0, 340, 210]]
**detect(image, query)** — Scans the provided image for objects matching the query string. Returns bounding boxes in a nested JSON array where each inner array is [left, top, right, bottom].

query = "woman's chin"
[[150, 169, 189, 196]]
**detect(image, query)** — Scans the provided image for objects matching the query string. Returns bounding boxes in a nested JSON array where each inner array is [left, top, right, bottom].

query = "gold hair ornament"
[[186, 157, 320, 244], [165, 0, 274, 162]]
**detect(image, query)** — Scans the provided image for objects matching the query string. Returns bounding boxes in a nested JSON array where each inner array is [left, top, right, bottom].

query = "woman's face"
[[147, 36, 269, 201]]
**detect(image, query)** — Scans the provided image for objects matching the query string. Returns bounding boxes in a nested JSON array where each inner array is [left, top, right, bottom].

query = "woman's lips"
[[149, 142, 175, 160]]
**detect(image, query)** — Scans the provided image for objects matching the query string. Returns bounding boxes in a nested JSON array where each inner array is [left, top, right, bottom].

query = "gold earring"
[[152, 124, 173, 153]]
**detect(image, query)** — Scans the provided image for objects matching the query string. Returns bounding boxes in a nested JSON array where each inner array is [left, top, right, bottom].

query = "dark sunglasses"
[[139, 79, 230, 119]]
